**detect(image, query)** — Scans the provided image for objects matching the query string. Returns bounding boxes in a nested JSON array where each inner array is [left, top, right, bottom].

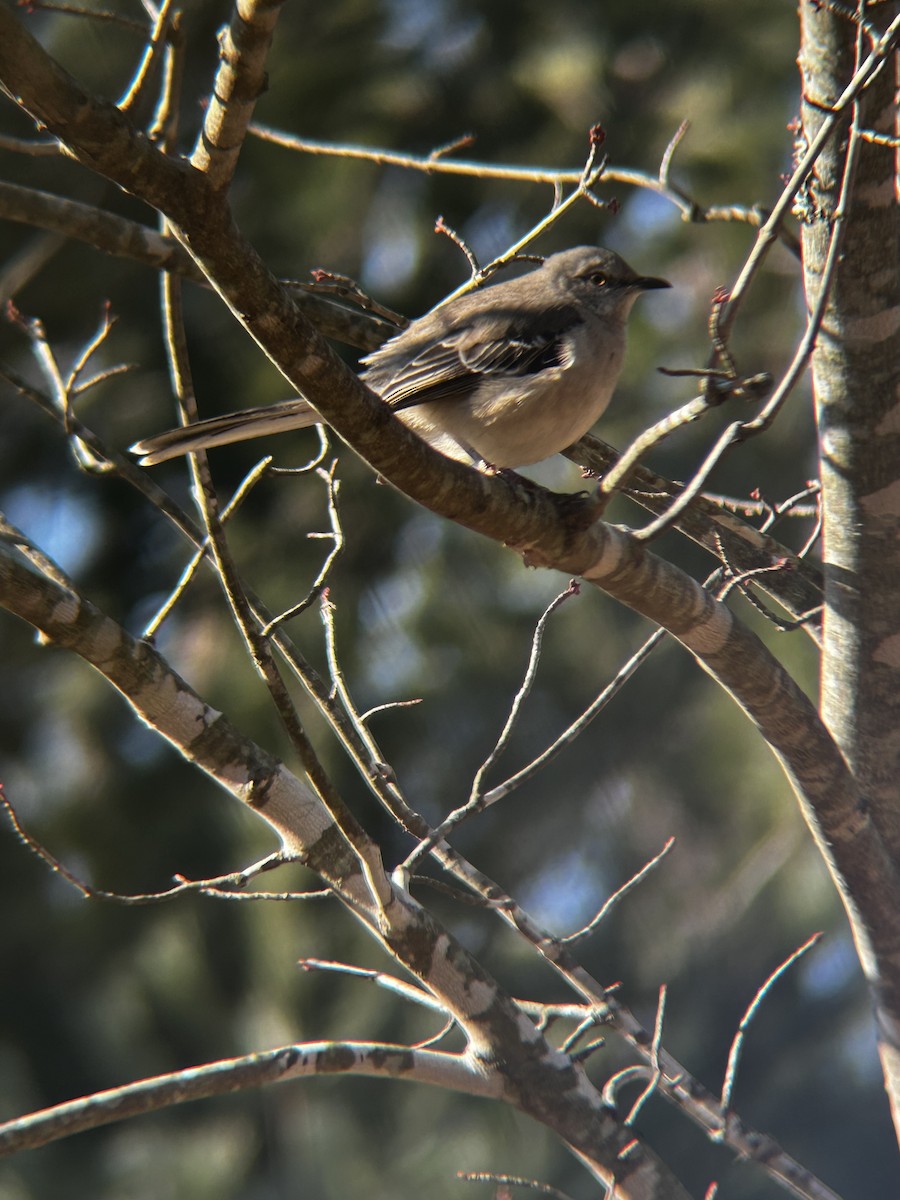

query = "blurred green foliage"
[[0, 2, 891, 1198]]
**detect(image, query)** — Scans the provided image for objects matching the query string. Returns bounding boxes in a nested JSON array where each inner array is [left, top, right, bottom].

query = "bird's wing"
[[363, 305, 580, 412]]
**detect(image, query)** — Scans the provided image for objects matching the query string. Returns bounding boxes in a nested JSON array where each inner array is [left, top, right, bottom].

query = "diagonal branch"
[[0, 531, 689, 1199], [0, 1040, 499, 1157], [568, 435, 824, 642], [0, 181, 392, 348]]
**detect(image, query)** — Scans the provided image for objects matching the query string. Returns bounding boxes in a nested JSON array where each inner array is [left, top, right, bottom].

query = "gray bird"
[[130, 246, 670, 469]]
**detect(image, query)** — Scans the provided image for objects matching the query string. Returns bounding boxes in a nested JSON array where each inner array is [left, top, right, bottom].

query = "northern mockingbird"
[[131, 246, 670, 469]]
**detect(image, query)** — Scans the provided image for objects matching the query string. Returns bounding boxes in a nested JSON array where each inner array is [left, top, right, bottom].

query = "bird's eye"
[[587, 271, 607, 287]]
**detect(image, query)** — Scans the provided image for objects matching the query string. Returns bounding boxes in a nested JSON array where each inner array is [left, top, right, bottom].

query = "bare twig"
[[248, 124, 800, 254], [143, 456, 275, 638], [597, 370, 771, 506], [435, 125, 612, 307], [719, 933, 823, 1115], [300, 269, 407, 327], [117, 0, 175, 114], [359, 698, 424, 722], [563, 841, 675, 947], [0, 786, 313, 905], [602, 1067, 654, 1110], [721, 10, 900, 335], [633, 34, 870, 546], [65, 303, 118, 393], [297, 959, 449, 1015], [262, 460, 345, 633], [17, 1, 146, 32], [434, 214, 480, 273], [400, 582, 580, 870], [458, 1172, 575, 1200], [625, 986, 668, 1126], [568, 438, 824, 640], [480, 628, 667, 810]]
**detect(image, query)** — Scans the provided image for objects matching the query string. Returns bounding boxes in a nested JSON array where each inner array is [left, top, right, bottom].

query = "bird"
[[130, 246, 670, 469]]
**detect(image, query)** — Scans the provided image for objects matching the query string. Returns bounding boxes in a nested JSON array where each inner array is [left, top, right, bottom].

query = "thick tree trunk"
[[800, 0, 900, 1132]]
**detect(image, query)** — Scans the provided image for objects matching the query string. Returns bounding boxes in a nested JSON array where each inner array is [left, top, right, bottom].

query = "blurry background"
[[0, 2, 888, 1198]]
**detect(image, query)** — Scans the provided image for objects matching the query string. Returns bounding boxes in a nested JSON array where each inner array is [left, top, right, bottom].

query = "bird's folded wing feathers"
[[369, 308, 581, 412]]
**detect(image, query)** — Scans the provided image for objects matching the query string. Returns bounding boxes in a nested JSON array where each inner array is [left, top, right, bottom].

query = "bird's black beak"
[[636, 275, 672, 291]]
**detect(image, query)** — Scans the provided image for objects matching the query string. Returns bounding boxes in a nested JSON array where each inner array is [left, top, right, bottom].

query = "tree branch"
[[0, 530, 688, 1199], [190, 0, 283, 188], [0, 1040, 498, 1157]]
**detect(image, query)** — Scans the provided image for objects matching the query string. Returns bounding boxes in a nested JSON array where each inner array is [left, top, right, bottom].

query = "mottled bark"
[[799, 0, 900, 1131]]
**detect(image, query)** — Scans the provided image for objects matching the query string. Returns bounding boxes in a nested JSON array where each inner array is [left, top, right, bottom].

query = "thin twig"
[[561, 1014, 602, 1055], [359, 698, 423, 722], [719, 933, 823, 1115], [400, 582, 580, 871], [0, 789, 311, 904], [721, 10, 900, 336], [300, 269, 407, 327], [471, 582, 580, 794], [602, 1067, 654, 1110], [143, 457, 275, 638], [563, 841, 675, 946], [598, 388, 722, 503], [458, 1172, 575, 1200], [659, 119, 690, 187], [15, 309, 111, 472], [634, 23, 871, 545], [434, 215, 480, 273], [16, 1, 147, 32], [625, 986, 668, 1126], [65, 303, 117, 393], [262, 460, 345, 633], [297, 958, 449, 1014], [248, 123, 800, 253], [117, 0, 175, 113], [436, 126, 611, 307], [480, 628, 667, 810]]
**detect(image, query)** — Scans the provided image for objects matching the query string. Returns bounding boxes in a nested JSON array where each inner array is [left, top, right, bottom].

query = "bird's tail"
[[129, 399, 320, 465]]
